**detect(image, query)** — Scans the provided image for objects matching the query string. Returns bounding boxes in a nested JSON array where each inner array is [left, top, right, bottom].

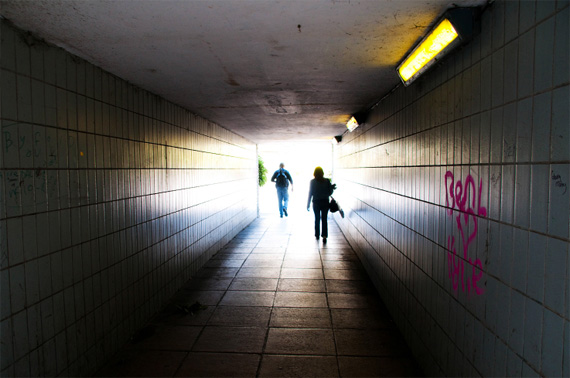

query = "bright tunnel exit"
[[258, 140, 335, 217]]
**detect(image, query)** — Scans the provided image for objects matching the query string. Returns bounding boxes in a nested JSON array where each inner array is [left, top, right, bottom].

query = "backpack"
[[276, 170, 288, 187]]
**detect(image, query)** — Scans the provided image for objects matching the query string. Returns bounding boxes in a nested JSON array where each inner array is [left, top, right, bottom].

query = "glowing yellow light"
[[398, 18, 458, 83], [346, 116, 359, 132]]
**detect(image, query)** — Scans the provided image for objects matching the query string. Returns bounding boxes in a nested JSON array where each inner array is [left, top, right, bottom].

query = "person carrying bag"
[[307, 167, 342, 243]]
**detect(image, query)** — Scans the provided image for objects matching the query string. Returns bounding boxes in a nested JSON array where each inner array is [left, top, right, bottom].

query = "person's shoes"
[[315, 236, 319, 240], [322, 237, 327, 244], [339, 209, 344, 218], [280, 214, 283, 218], [283, 208, 288, 217]]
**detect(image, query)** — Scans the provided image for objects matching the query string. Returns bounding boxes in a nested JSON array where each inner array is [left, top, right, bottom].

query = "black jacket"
[[307, 178, 334, 208]]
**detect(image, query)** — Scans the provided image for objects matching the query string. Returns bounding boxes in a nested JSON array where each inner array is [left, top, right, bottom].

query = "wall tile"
[[500, 165, 515, 223], [495, 280, 511, 343], [531, 92, 551, 163], [45, 85, 57, 126], [492, 50, 505, 107], [492, 0, 506, 50], [553, 7, 569, 86], [549, 164, 569, 239], [43, 47, 56, 85], [52, 292, 66, 334], [527, 232, 546, 302], [480, 4, 494, 58], [22, 215, 37, 261], [0, 21, 16, 70], [523, 297, 543, 370], [488, 166, 502, 221], [506, 347, 523, 376], [530, 165, 549, 234], [13, 354, 30, 377], [17, 76, 32, 123], [515, 98, 532, 163], [543, 238, 567, 314], [12, 310, 29, 360], [480, 56, 492, 111], [0, 221, 6, 270], [541, 309, 563, 377], [37, 255, 52, 300], [536, 1, 556, 22], [14, 32, 30, 76], [562, 320, 570, 377], [504, 1, 520, 43], [493, 338, 508, 376], [7, 218, 23, 265], [0, 269, 11, 320], [509, 288, 526, 355], [0, 318, 14, 371], [10, 264, 26, 314], [551, 87, 570, 162], [534, 17, 555, 93], [519, 0, 536, 33], [23, 260, 39, 308], [503, 41, 518, 104], [479, 111, 491, 164], [498, 224, 513, 285], [511, 228, 529, 293], [517, 30, 534, 99]]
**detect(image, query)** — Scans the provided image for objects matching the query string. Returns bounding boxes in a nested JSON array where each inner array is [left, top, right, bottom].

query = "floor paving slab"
[[96, 214, 422, 377]]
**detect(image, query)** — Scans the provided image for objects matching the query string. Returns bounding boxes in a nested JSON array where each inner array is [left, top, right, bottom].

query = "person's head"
[[313, 166, 324, 179], [279, 163, 285, 169]]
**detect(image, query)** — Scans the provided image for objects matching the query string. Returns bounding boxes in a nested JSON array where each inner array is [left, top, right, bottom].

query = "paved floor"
[[96, 213, 423, 377]]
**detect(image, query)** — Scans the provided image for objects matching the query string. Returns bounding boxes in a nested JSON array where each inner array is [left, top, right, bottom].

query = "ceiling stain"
[[266, 94, 288, 114], [226, 76, 240, 86]]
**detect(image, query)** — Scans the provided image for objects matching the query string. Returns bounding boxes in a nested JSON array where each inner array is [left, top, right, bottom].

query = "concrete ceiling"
[[0, 0, 487, 143]]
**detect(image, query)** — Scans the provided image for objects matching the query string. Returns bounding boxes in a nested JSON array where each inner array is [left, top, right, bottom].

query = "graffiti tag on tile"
[[444, 171, 486, 296], [503, 139, 516, 158], [3, 123, 57, 167], [2, 123, 59, 209], [551, 171, 567, 195]]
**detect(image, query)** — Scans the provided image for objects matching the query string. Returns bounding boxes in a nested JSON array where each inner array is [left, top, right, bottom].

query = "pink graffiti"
[[444, 171, 486, 295]]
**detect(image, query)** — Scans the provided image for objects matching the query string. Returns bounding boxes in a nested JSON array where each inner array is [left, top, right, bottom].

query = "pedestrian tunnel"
[[1, 2, 569, 376]]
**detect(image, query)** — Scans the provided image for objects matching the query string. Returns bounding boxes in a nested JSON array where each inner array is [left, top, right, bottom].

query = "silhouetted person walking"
[[307, 166, 335, 243], [271, 162, 293, 218]]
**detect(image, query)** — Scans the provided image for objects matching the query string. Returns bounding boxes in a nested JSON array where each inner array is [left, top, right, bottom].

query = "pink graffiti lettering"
[[444, 171, 486, 296]]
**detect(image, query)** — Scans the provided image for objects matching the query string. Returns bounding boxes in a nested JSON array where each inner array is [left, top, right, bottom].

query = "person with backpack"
[[271, 162, 294, 218]]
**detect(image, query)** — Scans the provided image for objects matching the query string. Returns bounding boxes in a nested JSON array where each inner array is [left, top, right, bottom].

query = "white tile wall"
[[334, 1, 569, 376], [1, 19, 257, 376]]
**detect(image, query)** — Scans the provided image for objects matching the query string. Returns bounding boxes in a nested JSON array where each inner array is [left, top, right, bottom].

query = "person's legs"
[[276, 187, 285, 216], [321, 206, 329, 239], [313, 205, 321, 239], [282, 188, 289, 215]]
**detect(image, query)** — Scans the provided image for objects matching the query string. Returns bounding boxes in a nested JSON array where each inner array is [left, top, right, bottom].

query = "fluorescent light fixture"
[[346, 112, 367, 132], [346, 116, 359, 132], [397, 8, 478, 86]]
